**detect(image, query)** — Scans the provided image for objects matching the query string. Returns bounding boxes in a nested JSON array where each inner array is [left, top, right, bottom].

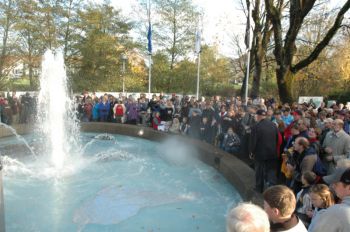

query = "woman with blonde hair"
[[307, 184, 335, 231], [168, 117, 180, 134]]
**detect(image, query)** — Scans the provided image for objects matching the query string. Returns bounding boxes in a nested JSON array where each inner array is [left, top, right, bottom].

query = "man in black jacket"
[[250, 109, 279, 193]]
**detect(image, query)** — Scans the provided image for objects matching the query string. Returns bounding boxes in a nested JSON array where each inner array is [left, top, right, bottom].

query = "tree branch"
[[265, 0, 283, 65], [291, 0, 350, 73], [283, 0, 316, 66]]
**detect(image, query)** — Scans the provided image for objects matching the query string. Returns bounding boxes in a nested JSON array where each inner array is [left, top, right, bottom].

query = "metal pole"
[[196, 53, 200, 100], [122, 56, 126, 94], [148, 54, 152, 95], [148, 0, 152, 98], [0, 160, 5, 232]]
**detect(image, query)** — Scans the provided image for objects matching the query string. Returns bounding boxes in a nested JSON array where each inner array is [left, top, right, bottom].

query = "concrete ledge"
[[0, 122, 260, 202], [0, 124, 33, 137]]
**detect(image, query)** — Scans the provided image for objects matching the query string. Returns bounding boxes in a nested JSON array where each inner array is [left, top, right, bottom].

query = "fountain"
[[0, 51, 244, 231], [37, 50, 80, 169]]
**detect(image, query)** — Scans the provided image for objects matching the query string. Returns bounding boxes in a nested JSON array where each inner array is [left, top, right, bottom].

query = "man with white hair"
[[226, 202, 270, 232]]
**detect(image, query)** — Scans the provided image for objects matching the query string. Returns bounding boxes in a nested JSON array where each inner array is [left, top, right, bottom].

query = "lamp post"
[[121, 54, 127, 94]]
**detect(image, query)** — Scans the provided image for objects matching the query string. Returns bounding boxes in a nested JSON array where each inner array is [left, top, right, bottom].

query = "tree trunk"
[[251, 54, 261, 98], [276, 68, 293, 103], [251, 28, 263, 98], [0, 2, 11, 82], [0, 26, 9, 80], [29, 60, 33, 90], [240, 72, 247, 98], [250, 0, 261, 98]]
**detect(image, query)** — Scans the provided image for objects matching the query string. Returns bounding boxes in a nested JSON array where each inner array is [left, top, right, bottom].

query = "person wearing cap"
[[308, 167, 350, 232], [322, 119, 350, 174], [249, 109, 279, 193]]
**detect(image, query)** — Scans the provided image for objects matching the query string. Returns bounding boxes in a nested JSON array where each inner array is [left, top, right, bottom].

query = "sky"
[[92, 0, 349, 58], [93, 0, 246, 58]]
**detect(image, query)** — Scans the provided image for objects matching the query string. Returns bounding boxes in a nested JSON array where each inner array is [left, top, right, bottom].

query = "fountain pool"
[[0, 49, 245, 231], [1, 132, 241, 232]]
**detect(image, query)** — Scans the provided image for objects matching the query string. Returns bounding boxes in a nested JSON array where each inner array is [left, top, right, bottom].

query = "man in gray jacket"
[[322, 119, 350, 174], [309, 167, 350, 232]]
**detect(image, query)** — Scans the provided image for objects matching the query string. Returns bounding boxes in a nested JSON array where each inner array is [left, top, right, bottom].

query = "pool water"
[[1, 133, 241, 232]]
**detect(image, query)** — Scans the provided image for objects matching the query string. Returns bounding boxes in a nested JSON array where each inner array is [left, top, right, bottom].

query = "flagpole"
[[148, 54, 152, 94], [147, 0, 152, 97], [195, 19, 202, 100], [196, 52, 200, 100]]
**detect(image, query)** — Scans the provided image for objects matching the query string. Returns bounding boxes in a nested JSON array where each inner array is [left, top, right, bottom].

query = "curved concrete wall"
[[0, 123, 260, 202]]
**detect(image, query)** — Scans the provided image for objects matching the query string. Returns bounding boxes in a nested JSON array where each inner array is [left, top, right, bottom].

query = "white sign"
[[298, 96, 323, 108]]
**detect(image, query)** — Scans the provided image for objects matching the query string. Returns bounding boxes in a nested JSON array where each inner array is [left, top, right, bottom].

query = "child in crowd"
[[307, 184, 335, 231], [295, 171, 317, 228], [152, 111, 161, 130], [180, 117, 189, 135], [199, 116, 213, 143], [222, 127, 241, 154], [168, 117, 180, 134]]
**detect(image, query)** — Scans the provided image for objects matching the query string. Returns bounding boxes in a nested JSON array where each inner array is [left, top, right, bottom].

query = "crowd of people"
[[1, 90, 350, 231], [0, 91, 35, 125], [227, 168, 350, 232]]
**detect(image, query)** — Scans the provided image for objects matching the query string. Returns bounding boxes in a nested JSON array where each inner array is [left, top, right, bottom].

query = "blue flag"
[[147, 22, 152, 54]]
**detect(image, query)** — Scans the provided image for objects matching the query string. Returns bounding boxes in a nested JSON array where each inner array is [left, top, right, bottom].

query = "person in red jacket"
[[152, 111, 161, 130], [113, 100, 126, 123], [284, 110, 303, 141]]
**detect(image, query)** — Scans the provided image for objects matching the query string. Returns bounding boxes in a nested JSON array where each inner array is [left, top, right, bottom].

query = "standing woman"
[[98, 95, 110, 122], [92, 97, 100, 122]]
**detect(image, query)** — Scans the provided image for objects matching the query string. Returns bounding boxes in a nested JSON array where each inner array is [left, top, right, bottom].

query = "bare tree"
[[265, 0, 350, 103]]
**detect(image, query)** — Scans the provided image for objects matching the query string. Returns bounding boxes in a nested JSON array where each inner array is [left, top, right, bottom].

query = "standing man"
[[250, 109, 279, 193], [308, 167, 350, 232], [322, 119, 350, 174]]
